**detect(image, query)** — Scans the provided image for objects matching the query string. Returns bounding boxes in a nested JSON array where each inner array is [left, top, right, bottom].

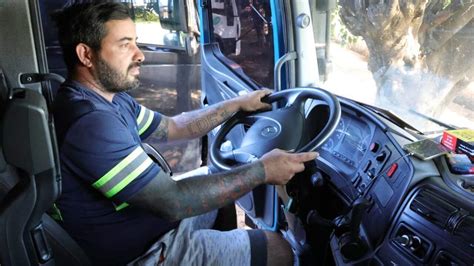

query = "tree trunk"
[[338, 0, 473, 118]]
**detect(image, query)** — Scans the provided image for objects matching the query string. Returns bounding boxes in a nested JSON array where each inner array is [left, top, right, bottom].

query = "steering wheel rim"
[[210, 87, 341, 171]]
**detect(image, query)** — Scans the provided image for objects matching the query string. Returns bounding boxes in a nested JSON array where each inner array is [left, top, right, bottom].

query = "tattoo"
[[129, 161, 266, 221], [181, 102, 236, 138], [220, 107, 233, 120], [154, 117, 169, 141], [186, 112, 219, 136]]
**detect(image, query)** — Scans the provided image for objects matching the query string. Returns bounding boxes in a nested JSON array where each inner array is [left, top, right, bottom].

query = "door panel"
[[200, 0, 283, 230]]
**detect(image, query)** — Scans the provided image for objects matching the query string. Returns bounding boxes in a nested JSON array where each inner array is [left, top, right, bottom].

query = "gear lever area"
[[307, 197, 371, 261]]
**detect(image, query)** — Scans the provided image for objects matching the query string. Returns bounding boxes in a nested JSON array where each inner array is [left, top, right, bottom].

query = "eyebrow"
[[117, 37, 139, 43]]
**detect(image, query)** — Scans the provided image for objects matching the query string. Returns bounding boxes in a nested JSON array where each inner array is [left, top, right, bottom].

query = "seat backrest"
[[0, 67, 32, 265], [0, 71, 90, 266], [0, 67, 16, 203], [0, 85, 58, 265]]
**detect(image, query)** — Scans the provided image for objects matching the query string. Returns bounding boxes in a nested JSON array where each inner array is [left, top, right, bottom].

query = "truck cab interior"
[[1, 0, 473, 265]]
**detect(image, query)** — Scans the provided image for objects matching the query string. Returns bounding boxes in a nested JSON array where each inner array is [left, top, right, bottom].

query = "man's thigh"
[[165, 227, 251, 265], [131, 211, 267, 266]]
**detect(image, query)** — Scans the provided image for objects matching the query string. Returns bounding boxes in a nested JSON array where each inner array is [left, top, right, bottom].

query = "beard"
[[94, 55, 141, 93]]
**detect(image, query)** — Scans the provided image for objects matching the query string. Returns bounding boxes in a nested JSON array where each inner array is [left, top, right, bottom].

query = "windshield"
[[315, 0, 473, 133]]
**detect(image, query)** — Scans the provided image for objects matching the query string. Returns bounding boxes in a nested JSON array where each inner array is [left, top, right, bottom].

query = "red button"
[[387, 163, 398, 177]]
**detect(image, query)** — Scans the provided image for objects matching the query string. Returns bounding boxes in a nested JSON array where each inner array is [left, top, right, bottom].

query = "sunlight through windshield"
[[318, 0, 473, 132]]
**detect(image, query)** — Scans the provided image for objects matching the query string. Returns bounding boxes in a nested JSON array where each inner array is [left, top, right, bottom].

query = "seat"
[[0, 68, 15, 203], [0, 69, 90, 265]]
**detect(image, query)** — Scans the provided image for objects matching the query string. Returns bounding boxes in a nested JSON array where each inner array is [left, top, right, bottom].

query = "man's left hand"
[[235, 89, 272, 112]]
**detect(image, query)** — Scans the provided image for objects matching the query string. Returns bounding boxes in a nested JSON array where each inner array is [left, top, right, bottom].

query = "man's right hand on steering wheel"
[[260, 149, 318, 185]]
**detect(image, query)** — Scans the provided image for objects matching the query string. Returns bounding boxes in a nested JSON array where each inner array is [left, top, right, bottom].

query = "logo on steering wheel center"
[[261, 126, 279, 138]]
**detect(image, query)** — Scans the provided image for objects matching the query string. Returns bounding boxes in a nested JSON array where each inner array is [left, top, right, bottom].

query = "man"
[[52, 2, 317, 265]]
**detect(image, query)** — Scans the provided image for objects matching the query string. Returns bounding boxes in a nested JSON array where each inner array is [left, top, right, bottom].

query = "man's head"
[[53, 2, 144, 92]]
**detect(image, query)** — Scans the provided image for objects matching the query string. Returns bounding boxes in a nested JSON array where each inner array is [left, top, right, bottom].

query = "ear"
[[76, 43, 94, 68]]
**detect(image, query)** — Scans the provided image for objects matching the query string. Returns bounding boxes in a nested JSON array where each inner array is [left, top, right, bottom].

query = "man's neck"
[[72, 72, 115, 102]]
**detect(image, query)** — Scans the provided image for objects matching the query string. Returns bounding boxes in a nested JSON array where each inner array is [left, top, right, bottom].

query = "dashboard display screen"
[[322, 116, 371, 167]]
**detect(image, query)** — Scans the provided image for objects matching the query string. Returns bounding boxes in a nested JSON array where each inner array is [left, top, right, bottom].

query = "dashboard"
[[321, 115, 371, 170], [300, 100, 474, 265]]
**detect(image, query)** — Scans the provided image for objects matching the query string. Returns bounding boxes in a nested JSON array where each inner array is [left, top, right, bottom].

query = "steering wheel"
[[210, 87, 341, 171]]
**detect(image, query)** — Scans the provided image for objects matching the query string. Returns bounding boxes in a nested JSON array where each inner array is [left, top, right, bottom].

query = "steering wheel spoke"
[[218, 147, 258, 164], [232, 148, 259, 164], [238, 113, 262, 125], [219, 150, 235, 161], [286, 91, 306, 107]]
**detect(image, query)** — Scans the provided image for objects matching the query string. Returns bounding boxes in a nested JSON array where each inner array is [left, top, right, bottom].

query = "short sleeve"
[[62, 111, 161, 205], [135, 104, 162, 140]]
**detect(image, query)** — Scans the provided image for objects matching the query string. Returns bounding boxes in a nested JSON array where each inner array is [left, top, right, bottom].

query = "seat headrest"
[[2, 89, 55, 175]]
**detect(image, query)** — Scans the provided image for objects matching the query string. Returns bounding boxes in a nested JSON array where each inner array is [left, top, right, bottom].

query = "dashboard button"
[[376, 151, 387, 162], [364, 160, 372, 172], [353, 176, 361, 187], [370, 142, 380, 152], [366, 194, 373, 202], [367, 168, 376, 179], [351, 174, 360, 183]]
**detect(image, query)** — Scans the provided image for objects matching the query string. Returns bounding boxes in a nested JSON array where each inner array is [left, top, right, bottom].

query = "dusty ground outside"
[[236, 205, 248, 229]]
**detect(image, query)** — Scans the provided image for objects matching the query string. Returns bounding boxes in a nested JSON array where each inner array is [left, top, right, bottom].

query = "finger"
[[257, 93, 272, 109], [286, 174, 295, 183], [260, 102, 272, 110], [260, 88, 273, 95], [260, 92, 272, 104], [292, 152, 318, 162], [293, 162, 305, 173], [255, 91, 269, 103], [272, 148, 287, 154]]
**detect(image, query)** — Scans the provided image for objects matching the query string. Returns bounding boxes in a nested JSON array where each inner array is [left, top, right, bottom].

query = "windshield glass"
[[313, 0, 473, 133]]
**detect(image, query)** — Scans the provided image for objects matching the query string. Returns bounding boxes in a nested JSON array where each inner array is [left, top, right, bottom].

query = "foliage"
[[134, 6, 159, 22], [331, 6, 361, 46]]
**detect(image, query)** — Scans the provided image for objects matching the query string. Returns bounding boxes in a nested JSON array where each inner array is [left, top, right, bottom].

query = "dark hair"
[[52, 1, 131, 74]]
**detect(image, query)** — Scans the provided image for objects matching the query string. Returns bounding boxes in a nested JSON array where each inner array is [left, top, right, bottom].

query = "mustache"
[[128, 62, 142, 71]]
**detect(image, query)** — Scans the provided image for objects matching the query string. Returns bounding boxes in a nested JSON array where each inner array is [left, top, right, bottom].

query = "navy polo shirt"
[[53, 80, 179, 265]]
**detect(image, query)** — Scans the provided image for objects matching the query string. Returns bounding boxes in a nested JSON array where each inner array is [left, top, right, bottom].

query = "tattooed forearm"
[[129, 161, 266, 221], [171, 101, 238, 140], [152, 116, 170, 141], [186, 113, 219, 136]]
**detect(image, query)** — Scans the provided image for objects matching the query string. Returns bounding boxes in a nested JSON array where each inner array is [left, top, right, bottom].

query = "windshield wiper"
[[408, 109, 458, 130], [355, 102, 424, 134]]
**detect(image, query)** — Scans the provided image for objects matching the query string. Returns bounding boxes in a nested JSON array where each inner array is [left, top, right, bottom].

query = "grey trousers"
[[129, 210, 252, 266]]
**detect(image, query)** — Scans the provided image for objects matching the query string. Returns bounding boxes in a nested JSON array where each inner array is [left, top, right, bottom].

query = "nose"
[[133, 43, 145, 63]]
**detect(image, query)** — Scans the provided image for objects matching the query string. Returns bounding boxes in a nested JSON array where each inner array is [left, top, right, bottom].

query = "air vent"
[[410, 189, 458, 228]]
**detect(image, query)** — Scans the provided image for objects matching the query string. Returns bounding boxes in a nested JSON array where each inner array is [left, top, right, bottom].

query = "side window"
[[211, 0, 274, 88], [127, 1, 186, 48], [125, 0, 202, 174]]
